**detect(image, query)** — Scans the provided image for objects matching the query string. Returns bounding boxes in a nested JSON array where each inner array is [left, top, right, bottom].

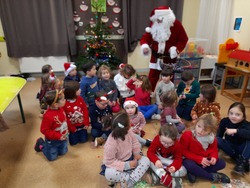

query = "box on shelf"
[[179, 38, 208, 58]]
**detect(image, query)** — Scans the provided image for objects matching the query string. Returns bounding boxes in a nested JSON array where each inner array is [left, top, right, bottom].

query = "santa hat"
[[145, 6, 175, 33], [123, 97, 138, 108], [64, 62, 76, 76], [49, 70, 55, 81]]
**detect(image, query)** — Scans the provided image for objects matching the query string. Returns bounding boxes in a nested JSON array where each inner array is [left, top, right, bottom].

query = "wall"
[[1, 0, 250, 75]]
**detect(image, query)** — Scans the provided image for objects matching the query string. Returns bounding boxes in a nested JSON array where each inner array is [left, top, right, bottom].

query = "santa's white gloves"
[[169, 46, 178, 59]]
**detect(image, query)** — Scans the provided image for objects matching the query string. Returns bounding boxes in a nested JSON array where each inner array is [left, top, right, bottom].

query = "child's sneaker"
[[145, 139, 152, 147], [94, 137, 105, 147], [172, 177, 183, 188], [34, 137, 44, 152], [151, 114, 161, 120]]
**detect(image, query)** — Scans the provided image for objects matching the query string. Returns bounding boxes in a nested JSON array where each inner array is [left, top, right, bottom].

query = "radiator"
[[19, 56, 68, 73]]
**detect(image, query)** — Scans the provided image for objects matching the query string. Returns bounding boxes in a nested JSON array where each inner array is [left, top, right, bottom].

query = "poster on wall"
[[233, 17, 242, 32]]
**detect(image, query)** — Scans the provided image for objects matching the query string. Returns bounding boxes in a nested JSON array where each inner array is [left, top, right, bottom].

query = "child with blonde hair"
[[191, 84, 221, 124], [103, 112, 151, 188], [160, 90, 185, 134], [98, 65, 120, 113], [180, 114, 230, 184], [126, 75, 158, 120], [147, 123, 186, 187], [34, 89, 68, 161]]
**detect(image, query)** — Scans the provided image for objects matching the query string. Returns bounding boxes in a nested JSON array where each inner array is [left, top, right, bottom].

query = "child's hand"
[[155, 160, 163, 168], [83, 126, 88, 129], [201, 157, 210, 167], [158, 104, 163, 110], [60, 130, 69, 140], [134, 153, 141, 161], [129, 159, 138, 168], [209, 157, 216, 165], [167, 166, 176, 173], [192, 114, 198, 120], [225, 128, 237, 136]]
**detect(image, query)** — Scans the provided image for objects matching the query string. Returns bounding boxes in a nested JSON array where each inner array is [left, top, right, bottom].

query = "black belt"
[[152, 51, 170, 59]]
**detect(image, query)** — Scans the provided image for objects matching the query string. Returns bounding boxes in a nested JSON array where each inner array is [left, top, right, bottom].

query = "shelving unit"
[[174, 57, 202, 87], [199, 55, 217, 81]]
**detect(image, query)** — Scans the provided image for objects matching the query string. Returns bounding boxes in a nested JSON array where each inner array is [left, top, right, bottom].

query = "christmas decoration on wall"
[[75, 0, 122, 71]]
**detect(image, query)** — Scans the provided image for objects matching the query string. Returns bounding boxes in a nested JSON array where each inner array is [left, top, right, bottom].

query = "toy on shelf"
[[217, 38, 239, 63], [179, 38, 208, 58]]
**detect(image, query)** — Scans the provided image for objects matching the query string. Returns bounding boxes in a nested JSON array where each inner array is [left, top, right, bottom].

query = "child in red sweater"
[[34, 89, 68, 161], [147, 124, 186, 187], [63, 81, 89, 145], [126, 75, 158, 120], [180, 113, 230, 184]]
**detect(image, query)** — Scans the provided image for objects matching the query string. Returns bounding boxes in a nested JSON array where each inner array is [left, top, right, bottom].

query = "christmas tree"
[[76, 1, 121, 71]]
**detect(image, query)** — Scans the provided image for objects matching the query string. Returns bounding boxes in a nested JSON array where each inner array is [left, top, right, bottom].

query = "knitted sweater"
[[176, 80, 200, 107], [217, 117, 250, 145], [114, 73, 134, 98], [104, 129, 141, 172], [180, 130, 218, 164], [129, 112, 146, 134], [191, 101, 221, 123], [155, 81, 175, 105], [147, 135, 182, 171]]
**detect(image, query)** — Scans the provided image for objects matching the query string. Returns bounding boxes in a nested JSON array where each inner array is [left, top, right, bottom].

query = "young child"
[[126, 75, 158, 120], [147, 123, 186, 187], [89, 91, 112, 147], [123, 97, 151, 147], [180, 114, 230, 184], [114, 64, 135, 106], [98, 65, 120, 113], [155, 67, 175, 113], [191, 84, 221, 124], [103, 112, 151, 188], [63, 62, 80, 82], [63, 81, 89, 145], [80, 62, 99, 107], [34, 89, 69, 161], [38, 64, 61, 110], [160, 90, 185, 134], [217, 102, 250, 176], [176, 70, 200, 121]]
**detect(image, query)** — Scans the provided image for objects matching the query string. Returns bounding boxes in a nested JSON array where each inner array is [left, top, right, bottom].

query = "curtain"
[[0, 0, 76, 57], [196, 0, 233, 55], [122, 0, 184, 53]]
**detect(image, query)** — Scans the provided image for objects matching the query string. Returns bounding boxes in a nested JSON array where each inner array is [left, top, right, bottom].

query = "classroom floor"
[[0, 77, 249, 188]]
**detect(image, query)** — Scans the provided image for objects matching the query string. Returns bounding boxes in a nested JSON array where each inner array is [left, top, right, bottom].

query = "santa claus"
[[140, 6, 188, 90]]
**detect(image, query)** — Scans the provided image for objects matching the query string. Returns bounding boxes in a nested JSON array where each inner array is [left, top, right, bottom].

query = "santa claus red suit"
[[140, 6, 188, 90]]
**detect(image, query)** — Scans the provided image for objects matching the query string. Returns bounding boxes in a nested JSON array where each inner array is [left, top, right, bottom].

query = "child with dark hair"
[[89, 91, 112, 147], [126, 75, 158, 120], [160, 90, 185, 134], [155, 67, 175, 113], [123, 97, 151, 147], [191, 84, 221, 123], [63, 81, 89, 145], [98, 65, 120, 113], [114, 64, 136, 106], [147, 123, 186, 187], [180, 114, 230, 184], [63, 62, 80, 82], [38, 64, 61, 110], [34, 89, 68, 161], [176, 70, 200, 121], [80, 62, 99, 107], [217, 102, 250, 176], [103, 112, 151, 187]]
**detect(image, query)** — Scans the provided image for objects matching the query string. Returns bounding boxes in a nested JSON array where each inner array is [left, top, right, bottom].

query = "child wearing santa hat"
[[123, 97, 152, 147], [63, 62, 80, 82]]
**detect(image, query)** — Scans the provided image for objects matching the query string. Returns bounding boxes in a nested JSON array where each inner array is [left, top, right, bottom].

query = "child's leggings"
[[105, 156, 150, 188]]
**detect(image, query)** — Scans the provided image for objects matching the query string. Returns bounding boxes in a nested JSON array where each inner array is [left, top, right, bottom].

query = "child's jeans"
[[176, 104, 193, 121], [138, 104, 158, 120], [42, 139, 68, 161], [69, 128, 88, 145]]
